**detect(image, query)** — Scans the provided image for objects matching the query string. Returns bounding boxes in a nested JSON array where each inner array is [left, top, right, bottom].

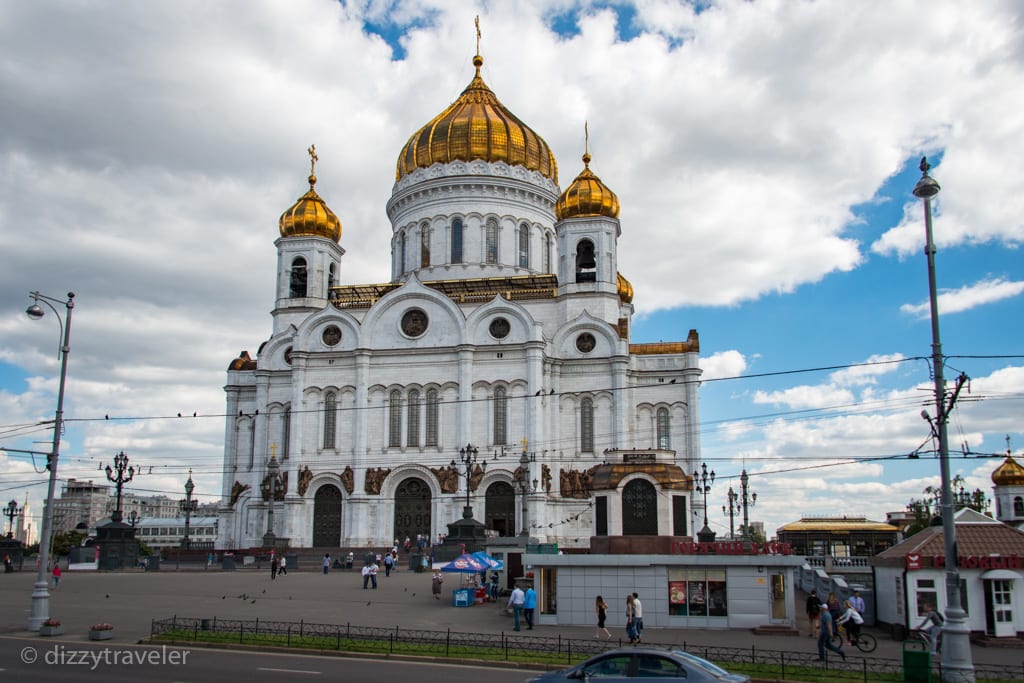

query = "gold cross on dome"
[[269, 443, 278, 461], [521, 436, 528, 452], [307, 144, 318, 175], [475, 15, 481, 54]]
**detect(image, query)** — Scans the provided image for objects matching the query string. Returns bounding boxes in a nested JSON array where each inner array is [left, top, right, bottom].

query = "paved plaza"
[[0, 564, 1020, 670]]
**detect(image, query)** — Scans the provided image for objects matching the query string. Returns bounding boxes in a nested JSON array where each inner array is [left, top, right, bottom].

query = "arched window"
[[328, 262, 336, 294], [388, 390, 402, 448], [425, 389, 439, 447], [581, 397, 594, 453], [282, 407, 291, 459], [451, 218, 463, 264], [576, 239, 596, 283], [323, 392, 336, 449], [420, 223, 430, 268], [545, 233, 553, 273], [657, 408, 670, 450], [398, 232, 406, 275], [289, 257, 308, 298], [407, 389, 421, 447], [485, 218, 498, 264], [493, 386, 507, 445], [518, 222, 530, 268], [1015, 496, 1024, 517]]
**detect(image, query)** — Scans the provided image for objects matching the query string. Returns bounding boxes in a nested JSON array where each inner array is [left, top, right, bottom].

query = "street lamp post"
[[740, 469, 757, 541], [693, 462, 716, 543], [516, 446, 537, 536], [104, 451, 135, 523], [25, 290, 74, 631], [3, 499, 21, 539], [451, 443, 486, 519], [128, 510, 139, 528], [180, 470, 198, 549], [722, 487, 739, 539], [913, 157, 974, 682]]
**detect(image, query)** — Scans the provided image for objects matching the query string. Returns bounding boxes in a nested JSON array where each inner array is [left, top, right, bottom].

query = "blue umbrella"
[[471, 551, 504, 570], [439, 553, 489, 573]]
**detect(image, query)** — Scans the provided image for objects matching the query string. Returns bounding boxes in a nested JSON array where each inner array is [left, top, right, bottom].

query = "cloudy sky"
[[1, 0, 1022, 543]]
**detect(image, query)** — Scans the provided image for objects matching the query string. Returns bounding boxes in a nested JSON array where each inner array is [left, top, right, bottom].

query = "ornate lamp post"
[[128, 510, 139, 528], [913, 157, 974, 682], [722, 487, 739, 539], [451, 443, 486, 519], [516, 445, 538, 536], [180, 470, 198, 549], [104, 451, 135, 523], [3, 499, 21, 538], [263, 449, 280, 547], [740, 469, 757, 541], [693, 462, 716, 543], [25, 290, 74, 631]]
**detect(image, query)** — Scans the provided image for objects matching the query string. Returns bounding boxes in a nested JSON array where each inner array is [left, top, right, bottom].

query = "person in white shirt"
[[837, 599, 864, 644], [849, 590, 866, 615], [631, 592, 644, 643], [507, 584, 525, 632]]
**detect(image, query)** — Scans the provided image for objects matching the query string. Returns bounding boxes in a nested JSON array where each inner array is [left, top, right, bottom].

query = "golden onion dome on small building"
[[395, 55, 558, 184], [555, 152, 620, 220], [279, 145, 342, 242], [992, 455, 1024, 487], [617, 271, 634, 303]]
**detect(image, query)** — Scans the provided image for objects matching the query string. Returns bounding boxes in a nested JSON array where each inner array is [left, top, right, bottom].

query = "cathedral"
[[216, 49, 702, 551]]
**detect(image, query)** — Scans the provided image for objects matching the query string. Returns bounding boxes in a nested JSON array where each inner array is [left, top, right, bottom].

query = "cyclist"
[[837, 599, 864, 645], [917, 603, 944, 654]]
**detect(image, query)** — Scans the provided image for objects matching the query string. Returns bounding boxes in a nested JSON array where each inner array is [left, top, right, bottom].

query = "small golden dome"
[[396, 55, 558, 183], [617, 272, 634, 303], [992, 455, 1024, 486], [279, 173, 342, 242], [555, 152, 620, 220]]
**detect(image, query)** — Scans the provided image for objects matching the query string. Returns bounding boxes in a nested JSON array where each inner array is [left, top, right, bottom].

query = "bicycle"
[[910, 628, 941, 654], [833, 625, 877, 653]]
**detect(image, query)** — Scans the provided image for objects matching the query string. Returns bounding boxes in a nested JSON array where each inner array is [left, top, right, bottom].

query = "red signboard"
[[671, 541, 794, 556]]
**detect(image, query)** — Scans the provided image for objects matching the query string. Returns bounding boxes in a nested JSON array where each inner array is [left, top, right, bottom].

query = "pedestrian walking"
[[51, 563, 62, 588], [625, 594, 638, 643], [594, 595, 612, 639], [322, 553, 331, 575], [384, 552, 394, 577], [817, 603, 846, 662], [523, 584, 537, 629], [278, 555, 288, 576], [631, 592, 644, 643], [270, 556, 278, 580], [805, 589, 821, 637], [431, 569, 444, 600], [507, 583, 525, 631]]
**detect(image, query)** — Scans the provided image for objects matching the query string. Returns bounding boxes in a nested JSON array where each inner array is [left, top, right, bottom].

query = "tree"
[[903, 475, 990, 537], [50, 530, 87, 558]]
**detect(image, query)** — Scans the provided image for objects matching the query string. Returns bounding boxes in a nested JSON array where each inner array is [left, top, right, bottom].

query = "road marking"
[[257, 667, 321, 675]]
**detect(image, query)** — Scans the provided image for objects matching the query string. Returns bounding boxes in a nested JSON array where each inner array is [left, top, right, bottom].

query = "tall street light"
[[451, 443, 486, 519], [3, 499, 21, 538], [25, 291, 74, 631], [104, 451, 135, 523], [740, 469, 757, 541], [913, 157, 974, 682], [180, 470, 198, 549], [693, 462, 716, 543], [722, 487, 739, 539]]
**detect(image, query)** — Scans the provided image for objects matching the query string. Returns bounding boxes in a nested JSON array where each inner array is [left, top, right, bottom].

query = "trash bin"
[[902, 640, 931, 683], [453, 588, 472, 607], [410, 553, 422, 571], [221, 554, 236, 571]]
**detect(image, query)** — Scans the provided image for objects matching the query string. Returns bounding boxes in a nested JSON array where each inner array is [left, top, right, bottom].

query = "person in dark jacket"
[[805, 589, 822, 637]]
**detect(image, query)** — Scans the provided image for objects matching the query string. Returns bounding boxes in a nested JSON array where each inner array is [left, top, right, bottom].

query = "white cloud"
[[900, 277, 1024, 318]]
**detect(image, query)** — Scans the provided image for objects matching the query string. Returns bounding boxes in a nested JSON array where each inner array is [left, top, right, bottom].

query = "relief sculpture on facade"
[[340, 465, 354, 494], [560, 466, 597, 499], [364, 467, 391, 495], [229, 481, 250, 507], [297, 465, 313, 496], [541, 464, 552, 493], [430, 465, 458, 493], [469, 463, 485, 492]]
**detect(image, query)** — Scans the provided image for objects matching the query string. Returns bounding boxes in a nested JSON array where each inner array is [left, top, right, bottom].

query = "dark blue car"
[[525, 647, 750, 682]]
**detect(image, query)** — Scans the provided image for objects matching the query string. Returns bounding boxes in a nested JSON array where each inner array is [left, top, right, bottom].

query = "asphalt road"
[[0, 637, 535, 683]]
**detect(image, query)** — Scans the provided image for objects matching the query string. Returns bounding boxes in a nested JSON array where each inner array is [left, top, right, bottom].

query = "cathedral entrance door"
[[485, 481, 515, 536], [312, 484, 342, 547], [394, 478, 431, 544], [622, 479, 658, 535]]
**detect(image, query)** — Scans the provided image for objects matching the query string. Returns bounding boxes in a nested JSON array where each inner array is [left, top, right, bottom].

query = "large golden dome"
[[279, 173, 342, 243], [992, 455, 1024, 487], [395, 55, 558, 184], [555, 152, 620, 220]]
